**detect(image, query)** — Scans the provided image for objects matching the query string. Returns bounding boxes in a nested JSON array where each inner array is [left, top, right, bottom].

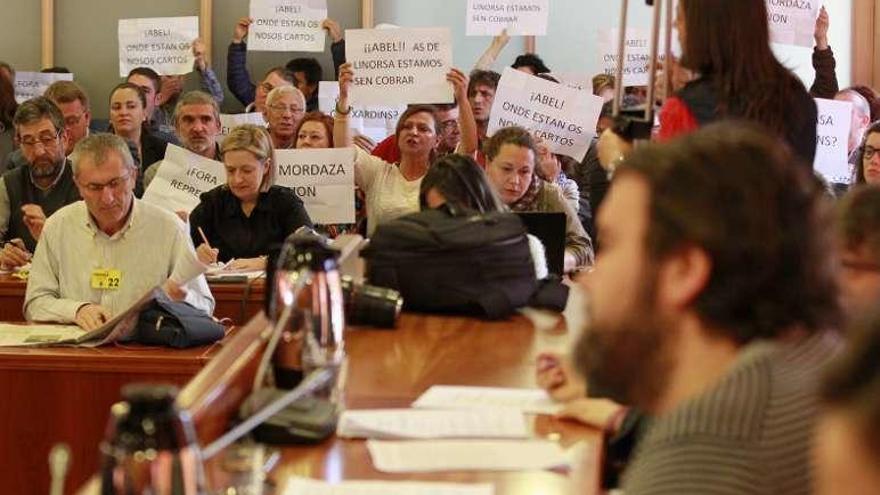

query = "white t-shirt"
[[354, 148, 423, 236]]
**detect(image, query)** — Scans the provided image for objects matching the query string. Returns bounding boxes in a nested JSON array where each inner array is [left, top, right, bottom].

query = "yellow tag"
[[91, 269, 122, 290]]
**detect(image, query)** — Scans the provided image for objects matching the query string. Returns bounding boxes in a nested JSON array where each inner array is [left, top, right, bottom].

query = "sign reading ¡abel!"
[[274, 148, 355, 225], [766, 0, 820, 48], [598, 28, 666, 88], [488, 67, 604, 162], [118, 17, 198, 77], [318, 81, 405, 143], [345, 27, 454, 106], [813, 98, 853, 185], [247, 0, 327, 52], [142, 144, 226, 214], [466, 0, 550, 36], [13, 72, 74, 104]]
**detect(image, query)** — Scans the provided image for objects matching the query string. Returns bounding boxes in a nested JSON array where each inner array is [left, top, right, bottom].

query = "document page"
[[337, 409, 529, 439], [0, 324, 84, 346], [412, 386, 562, 415], [366, 439, 570, 473]]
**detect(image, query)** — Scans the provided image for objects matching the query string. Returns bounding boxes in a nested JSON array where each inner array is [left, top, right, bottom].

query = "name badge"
[[91, 269, 122, 290]]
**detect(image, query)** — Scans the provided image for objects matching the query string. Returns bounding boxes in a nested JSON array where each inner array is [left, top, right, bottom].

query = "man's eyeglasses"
[[64, 113, 86, 127], [80, 173, 131, 193], [268, 104, 304, 116], [19, 131, 61, 149], [864, 145, 880, 161]]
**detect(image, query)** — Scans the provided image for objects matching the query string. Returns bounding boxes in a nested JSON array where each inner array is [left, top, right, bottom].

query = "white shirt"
[[24, 199, 215, 323], [354, 148, 423, 236]]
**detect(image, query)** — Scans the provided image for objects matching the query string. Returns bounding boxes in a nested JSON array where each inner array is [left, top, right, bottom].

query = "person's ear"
[[656, 244, 712, 311]]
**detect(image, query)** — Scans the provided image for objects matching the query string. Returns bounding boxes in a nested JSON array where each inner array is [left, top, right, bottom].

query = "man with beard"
[[573, 122, 841, 494], [467, 70, 500, 167], [0, 97, 79, 268], [143, 91, 222, 189]]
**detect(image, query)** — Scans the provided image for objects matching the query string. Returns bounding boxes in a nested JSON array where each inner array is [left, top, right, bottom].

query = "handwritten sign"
[[219, 113, 266, 136], [248, 0, 327, 52], [766, 0, 820, 48], [142, 144, 226, 213], [488, 67, 603, 161], [13, 72, 74, 104], [318, 81, 404, 143], [345, 27, 453, 106], [118, 17, 198, 77], [466, 0, 550, 36], [598, 28, 664, 87], [274, 148, 355, 224], [813, 98, 853, 185]]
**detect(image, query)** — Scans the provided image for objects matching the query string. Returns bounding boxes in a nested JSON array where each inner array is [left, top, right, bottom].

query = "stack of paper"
[[337, 409, 529, 439], [284, 478, 493, 495], [412, 386, 563, 415], [366, 439, 570, 473]]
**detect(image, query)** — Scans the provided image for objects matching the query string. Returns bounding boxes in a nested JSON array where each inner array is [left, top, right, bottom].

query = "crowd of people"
[[1, 0, 880, 493]]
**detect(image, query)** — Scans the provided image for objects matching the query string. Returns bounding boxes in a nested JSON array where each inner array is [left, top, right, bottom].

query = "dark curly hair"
[[618, 121, 839, 343]]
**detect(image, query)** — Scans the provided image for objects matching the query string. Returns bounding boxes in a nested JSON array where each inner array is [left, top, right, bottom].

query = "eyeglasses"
[[19, 131, 61, 149], [863, 145, 880, 161], [439, 120, 458, 132], [268, 104, 304, 116], [80, 173, 131, 193], [64, 113, 86, 127]]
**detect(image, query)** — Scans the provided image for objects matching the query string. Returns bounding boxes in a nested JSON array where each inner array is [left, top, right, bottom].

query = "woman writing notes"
[[190, 125, 312, 270]]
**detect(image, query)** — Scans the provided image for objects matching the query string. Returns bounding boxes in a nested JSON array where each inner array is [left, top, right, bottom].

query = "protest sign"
[[345, 27, 453, 106], [551, 73, 591, 92], [597, 28, 663, 87], [813, 98, 853, 185], [219, 113, 266, 136], [274, 148, 355, 224], [248, 0, 327, 52], [318, 81, 404, 143], [488, 67, 603, 161], [466, 0, 550, 36], [142, 144, 226, 214], [118, 17, 199, 77], [13, 72, 74, 104], [766, 0, 820, 48]]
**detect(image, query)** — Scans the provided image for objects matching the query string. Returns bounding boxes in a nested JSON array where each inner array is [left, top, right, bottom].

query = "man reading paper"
[[24, 133, 214, 330]]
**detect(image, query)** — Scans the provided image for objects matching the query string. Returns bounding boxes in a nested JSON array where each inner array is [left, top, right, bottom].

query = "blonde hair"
[[221, 124, 276, 191]]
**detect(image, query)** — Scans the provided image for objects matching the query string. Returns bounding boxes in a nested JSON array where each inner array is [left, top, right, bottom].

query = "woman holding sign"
[[333, 63, 478, 236], [190, 124, 312, 270]]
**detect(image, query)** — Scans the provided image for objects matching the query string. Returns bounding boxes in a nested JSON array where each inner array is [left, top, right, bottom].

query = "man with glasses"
[[44, 80, 92, 155], [0, 97, 80, 269], [371, 102, 462, 163], [262, 86, 306, 149], [25, 133, 214, 330]]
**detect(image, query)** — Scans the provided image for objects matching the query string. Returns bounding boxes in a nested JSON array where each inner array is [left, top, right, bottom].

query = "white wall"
[[374, 0, 852, 88]]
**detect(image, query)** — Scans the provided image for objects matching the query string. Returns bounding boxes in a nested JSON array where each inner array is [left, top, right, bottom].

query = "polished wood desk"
[[0, 274, 265, 325], [183, 312, 602, 494], [0, 335, 233, 495]]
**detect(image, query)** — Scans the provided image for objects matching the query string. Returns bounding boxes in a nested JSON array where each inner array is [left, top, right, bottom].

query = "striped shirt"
[[622, 331, 841, 495]]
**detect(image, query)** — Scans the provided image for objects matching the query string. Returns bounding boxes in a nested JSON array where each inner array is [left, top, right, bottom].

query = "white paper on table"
[[283, 478, 494, 495], [142, 144, 227, 215], [274, 148, 355, 225], [366, 439, 569, 473], [0, 324, 85, 347], [219, 112, 266, 136], [248, 0, 327, 52], [766, 0, 821, 48], [412, 385, 562, 415], [813, 97, 853, 185], [318, 81, 404, 143], [345, 27, 454, 106], [337, 408, 529, 439], [118, 17, 198, 77], [13, 71, 74, 104], [466, 0, 550, 36]]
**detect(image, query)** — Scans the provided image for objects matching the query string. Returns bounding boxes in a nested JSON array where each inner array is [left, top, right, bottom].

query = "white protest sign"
[[345, 27, 453, 106], [813, 98, 852, 185], [766, 0, 820, 48], [274, 148, 355, 224], [219, 113, 266, 136], [598, 28, 663, 87], [488, 67, 603, 161], [551, 73, 592, 92], [466, 0, 550, 36], [143, 144, 226, 213], [318, 81, 404, 143], [247, 0, 327, 52], [13, 72, 74, 104], [118, 17, 198, 77]]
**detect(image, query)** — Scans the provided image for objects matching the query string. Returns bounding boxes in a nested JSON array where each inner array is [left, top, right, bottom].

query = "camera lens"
[[341, 277, 403, 328]]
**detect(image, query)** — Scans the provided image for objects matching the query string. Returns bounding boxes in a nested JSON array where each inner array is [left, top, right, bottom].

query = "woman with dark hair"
[[108, 82, 175, 195], [853, 122, 880, 186], [0, 68, 17, 169], [658, 0, 817, 164], [334, 63, 478, 235]]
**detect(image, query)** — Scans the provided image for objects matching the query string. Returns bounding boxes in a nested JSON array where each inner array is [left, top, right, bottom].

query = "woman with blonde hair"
[[190, 124, 312, 270]]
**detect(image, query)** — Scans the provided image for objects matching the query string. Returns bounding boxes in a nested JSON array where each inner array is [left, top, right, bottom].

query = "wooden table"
[[0, 335, 233, 495], [207, 313, 603, 494], [0, 274, 265, 325]]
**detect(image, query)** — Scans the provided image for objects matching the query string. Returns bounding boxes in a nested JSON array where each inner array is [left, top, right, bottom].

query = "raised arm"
[[448, 68, 478, 155], [227, 17, 257, 107], [333, 63, 354, 148], [474, 30, 510, 71]]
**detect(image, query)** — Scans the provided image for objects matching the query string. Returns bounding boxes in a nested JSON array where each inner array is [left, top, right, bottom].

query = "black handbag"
[[124, 293, 225, 348]]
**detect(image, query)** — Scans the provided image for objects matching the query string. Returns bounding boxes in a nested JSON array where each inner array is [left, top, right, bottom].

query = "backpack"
[[362, 208, 538, 319]]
